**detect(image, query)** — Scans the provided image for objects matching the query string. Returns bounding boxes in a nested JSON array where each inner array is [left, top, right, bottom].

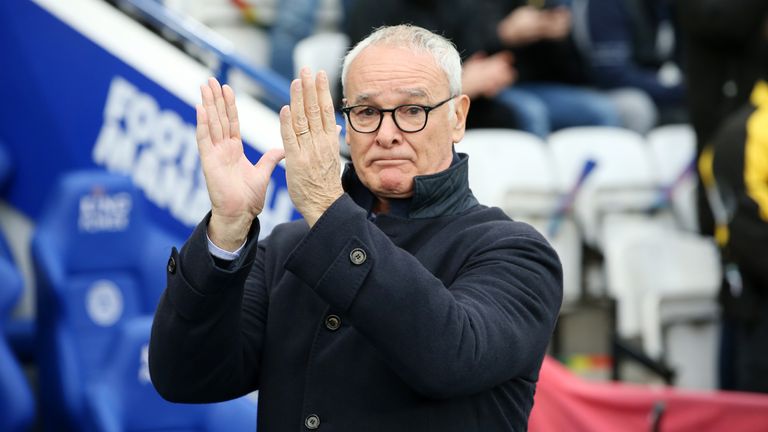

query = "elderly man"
[[149, 24, 562, 431]]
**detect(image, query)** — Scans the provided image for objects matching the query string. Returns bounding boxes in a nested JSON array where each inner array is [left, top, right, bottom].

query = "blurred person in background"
[[345, 0, 624, 137], [491, 0, 623, 137], [708, 26, 768, 393], [268, 0, 354, 80], [575, 0, 687, 134], [677, 0, 768, 236], [268, 0, 321, 79], [149, 24, 563, 430]]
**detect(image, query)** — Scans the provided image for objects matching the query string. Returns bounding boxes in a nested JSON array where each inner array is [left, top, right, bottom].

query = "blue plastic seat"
[[85, 317, 257, 432], [32, 170, 185, 431], [0, 232, 35, 432]]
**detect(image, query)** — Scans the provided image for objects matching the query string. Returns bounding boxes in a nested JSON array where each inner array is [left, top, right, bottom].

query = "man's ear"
[[451, 95, 471, 141]]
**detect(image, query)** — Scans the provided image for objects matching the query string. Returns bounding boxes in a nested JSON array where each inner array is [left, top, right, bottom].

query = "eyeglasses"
[[341, 96, 455, 133]]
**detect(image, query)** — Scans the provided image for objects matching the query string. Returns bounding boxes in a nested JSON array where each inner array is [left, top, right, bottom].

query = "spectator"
[[492, 0, 623, 137], [576, 0, 687, 133], [709, 53, 768, 392], [677, 0, 768, 235], [268, 0, 321, 79]]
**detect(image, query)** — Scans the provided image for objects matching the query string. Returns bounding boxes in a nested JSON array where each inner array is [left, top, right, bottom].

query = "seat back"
[[32, 170, 182, 431], [548, 127, 660, 248], [0, 231, 35, 432], [647, 123, 698, 232], [85, 317, 257, 432], [457, 129, 560, 215]]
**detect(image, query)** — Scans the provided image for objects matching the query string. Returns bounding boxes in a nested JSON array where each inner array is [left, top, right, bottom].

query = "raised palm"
[[196, 78, 284, 249]]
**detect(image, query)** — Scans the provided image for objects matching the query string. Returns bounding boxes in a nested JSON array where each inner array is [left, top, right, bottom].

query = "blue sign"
[[0, 0, 297, 239]]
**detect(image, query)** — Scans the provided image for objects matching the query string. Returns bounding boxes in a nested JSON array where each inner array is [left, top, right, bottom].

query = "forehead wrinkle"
[[352, 88, 429, 105]]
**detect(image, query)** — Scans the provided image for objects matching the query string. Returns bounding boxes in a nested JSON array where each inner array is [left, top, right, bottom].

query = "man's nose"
[[375, 112, 401, 147]]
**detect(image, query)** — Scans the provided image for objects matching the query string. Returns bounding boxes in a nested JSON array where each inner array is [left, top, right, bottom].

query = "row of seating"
[[0, 166, 259, 431], [456, 125, 721, 387]]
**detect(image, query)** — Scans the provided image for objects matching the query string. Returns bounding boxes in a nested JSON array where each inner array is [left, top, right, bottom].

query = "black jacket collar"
[[341, 152, 479, 219]]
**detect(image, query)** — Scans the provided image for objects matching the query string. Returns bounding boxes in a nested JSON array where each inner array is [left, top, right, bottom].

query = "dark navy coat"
[[149, 155, 563, 431]]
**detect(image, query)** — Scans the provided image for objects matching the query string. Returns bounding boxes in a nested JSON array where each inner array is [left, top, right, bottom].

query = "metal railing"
[[121, 0, 291, 109]]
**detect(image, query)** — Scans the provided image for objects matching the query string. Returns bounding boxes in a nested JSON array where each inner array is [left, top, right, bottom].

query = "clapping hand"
[[279, 68, 344, 228], [197, 78, 285, 251]]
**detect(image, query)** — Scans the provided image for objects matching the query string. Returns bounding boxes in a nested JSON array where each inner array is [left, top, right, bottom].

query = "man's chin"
[[377, 171, 414, 194]]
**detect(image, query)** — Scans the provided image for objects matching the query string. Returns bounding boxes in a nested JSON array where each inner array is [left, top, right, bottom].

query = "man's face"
[[344, 45, 470, 199]]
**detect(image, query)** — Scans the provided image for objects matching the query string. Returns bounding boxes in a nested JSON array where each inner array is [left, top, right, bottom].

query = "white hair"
[[340, 24, 463, 99]]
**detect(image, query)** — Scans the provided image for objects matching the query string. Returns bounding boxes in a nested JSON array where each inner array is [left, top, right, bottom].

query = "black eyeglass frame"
[[341, 96, 456, 134]]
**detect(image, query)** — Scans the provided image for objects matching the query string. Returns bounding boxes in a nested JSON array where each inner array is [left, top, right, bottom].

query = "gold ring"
[[296, 129, 310, 136]]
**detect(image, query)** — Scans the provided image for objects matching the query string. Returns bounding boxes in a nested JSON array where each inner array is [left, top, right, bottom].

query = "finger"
[[316, 70, 338, 136], [494, 50, 514, 63], [201, 82, 223, 144], [254, 148, 286, 179], [299, 68, 324, 134], [289, 79, 310, 137], [279, 105, 300, 157], [195, 104, 212, 158], [209, 77, 230, 140], [222, 84, 241, 140]]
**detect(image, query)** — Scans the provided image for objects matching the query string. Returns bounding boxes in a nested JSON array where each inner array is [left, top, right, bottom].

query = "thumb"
[[254, 148, 286, 177]]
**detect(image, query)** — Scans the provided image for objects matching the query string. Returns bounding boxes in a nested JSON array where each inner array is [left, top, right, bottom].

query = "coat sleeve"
[[148, 213, 268, 403], [284, 195, 563, 399]]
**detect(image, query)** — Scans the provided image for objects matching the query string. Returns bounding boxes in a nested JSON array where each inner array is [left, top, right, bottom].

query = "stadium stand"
[[84, 317, 257, 431], [31, 170, 256, 431]]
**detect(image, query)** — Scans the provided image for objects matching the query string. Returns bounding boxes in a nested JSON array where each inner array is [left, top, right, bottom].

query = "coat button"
[[167, 256, 176, 274], [325, 315, 341, 331], [349, 248, 367, 265], [305, 414, 320, 430]]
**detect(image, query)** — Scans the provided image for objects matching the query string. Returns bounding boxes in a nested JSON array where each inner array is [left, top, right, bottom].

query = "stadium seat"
[[85, 317, 257, 432], [646, 124, 698, 232], [636, 230, 720, 364], [0, 230, 35, 432], [457, 129, 582, 305], [0, 210, 36, 363], [548, 126, 663, 249], [31, 170, 185, 431]]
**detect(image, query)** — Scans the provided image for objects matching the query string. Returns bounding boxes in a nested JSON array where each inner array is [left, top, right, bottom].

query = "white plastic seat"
[[612, 226, 720, 389], [548, 126, 661, 249], [457, 129, 582, 305], [457, 129, 559, 215], [602, 213, 678, 338], [646, 124, 698, 232], [636, 231, 721, 359]]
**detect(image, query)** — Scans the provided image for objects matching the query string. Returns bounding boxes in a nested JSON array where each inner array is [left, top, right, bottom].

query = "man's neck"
[[372, 198, 390, 215]]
